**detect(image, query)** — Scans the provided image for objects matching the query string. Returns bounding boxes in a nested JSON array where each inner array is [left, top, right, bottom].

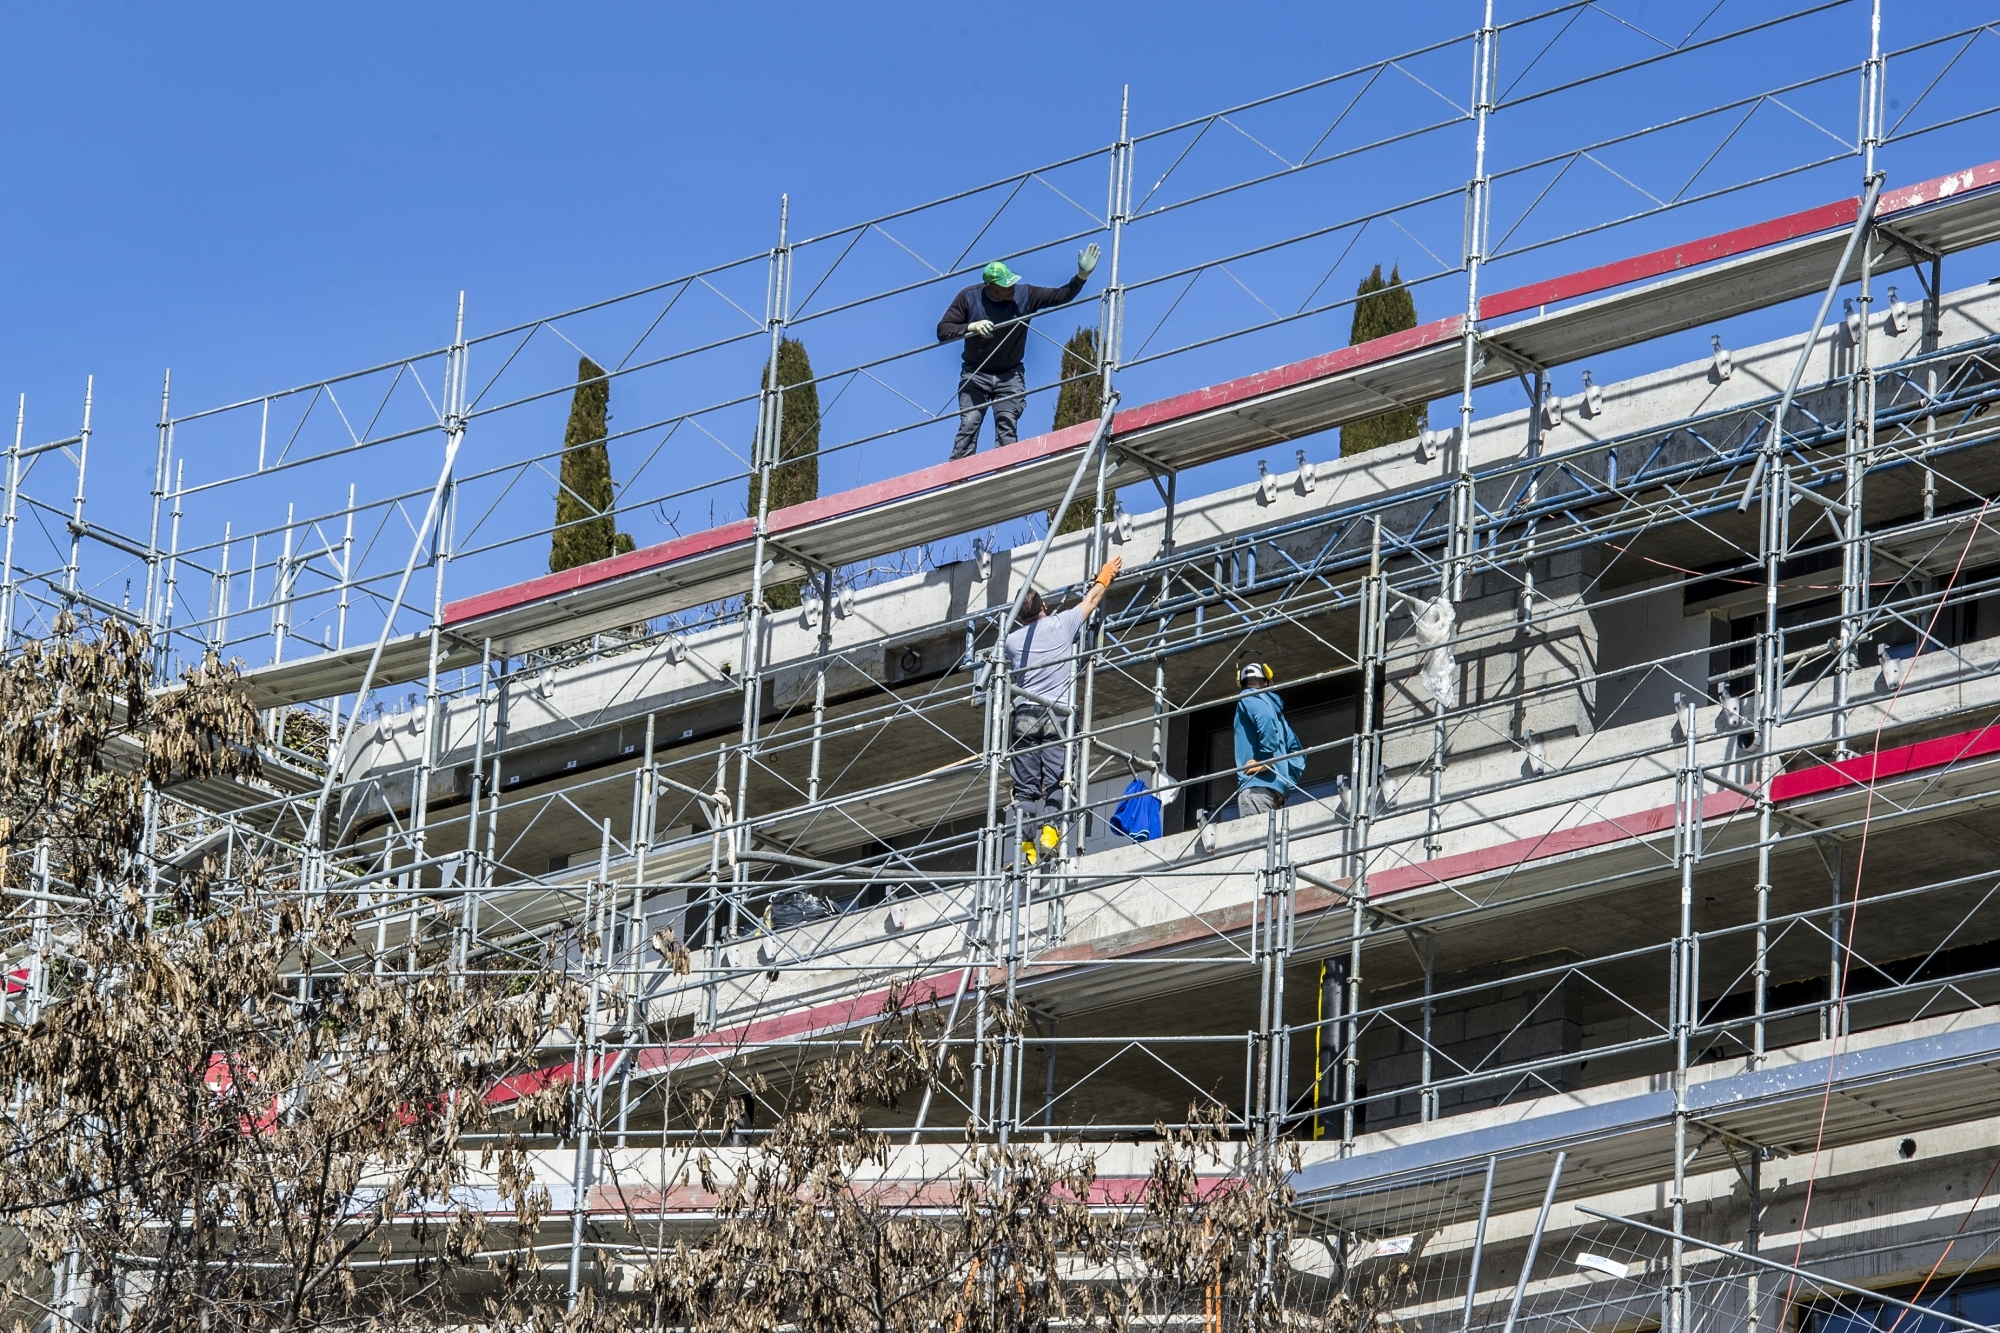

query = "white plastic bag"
[[1413, 596, 1457, 711]]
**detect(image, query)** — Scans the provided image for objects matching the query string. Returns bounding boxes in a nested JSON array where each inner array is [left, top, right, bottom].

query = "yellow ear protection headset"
[[1238, 661, 1274, 686]]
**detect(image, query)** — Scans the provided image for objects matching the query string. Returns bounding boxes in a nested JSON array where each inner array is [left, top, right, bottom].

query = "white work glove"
[[965, 319, 996, 338], [1076, 242, 1101, 277]]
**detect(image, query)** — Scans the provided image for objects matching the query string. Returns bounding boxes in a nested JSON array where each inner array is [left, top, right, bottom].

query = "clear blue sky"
[[3, 3, 1474, 430], [1, 2, 1995, 648]]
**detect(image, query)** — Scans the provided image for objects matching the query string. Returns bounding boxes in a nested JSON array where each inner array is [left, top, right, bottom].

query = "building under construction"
[[9, 3, 2000, 1327]]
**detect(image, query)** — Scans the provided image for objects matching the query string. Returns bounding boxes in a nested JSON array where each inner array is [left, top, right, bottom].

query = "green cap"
[[981, 260, 1020, 288]]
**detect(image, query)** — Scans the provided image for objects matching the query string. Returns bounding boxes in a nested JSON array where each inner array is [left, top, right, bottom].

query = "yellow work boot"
[[1019, 837, 1038, 867], [1038, 824, 1061, 857]]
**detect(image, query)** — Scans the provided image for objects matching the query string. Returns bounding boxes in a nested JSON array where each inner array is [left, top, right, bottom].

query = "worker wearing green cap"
[[937, 243, 1101, 460]]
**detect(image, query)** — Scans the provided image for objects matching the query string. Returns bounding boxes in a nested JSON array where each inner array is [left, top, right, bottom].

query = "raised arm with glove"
[[1077, 554, 1121, 618]]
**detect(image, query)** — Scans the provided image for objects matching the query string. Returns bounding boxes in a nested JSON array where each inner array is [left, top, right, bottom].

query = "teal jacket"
[[1234, 689, 1305, 795]]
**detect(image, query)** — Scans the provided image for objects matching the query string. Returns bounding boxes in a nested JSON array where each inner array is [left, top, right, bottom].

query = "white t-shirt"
[[1005, 607, 1085, 712]]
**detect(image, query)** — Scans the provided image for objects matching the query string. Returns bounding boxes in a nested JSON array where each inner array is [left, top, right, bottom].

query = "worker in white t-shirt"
[[1005, 555, 1122, 864]]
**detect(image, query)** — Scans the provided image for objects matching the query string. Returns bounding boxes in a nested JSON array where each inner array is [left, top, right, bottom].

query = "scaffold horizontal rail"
[[230, 156, 2000, 707], [1292, 1013, 2000, 1219]]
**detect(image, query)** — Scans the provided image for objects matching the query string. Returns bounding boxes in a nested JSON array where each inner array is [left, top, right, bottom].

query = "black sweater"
[[936, 273, 1088, 373]]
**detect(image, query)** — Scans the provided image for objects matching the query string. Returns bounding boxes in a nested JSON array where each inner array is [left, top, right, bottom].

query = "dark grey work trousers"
[[1009, 708, 1066, 824], [950, 366, 1027, 460]]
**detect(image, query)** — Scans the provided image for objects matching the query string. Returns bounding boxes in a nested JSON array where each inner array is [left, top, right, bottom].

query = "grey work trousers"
[[950, 366, 1027, 460], [1009, 708, 1066, 825], [1236, 785, 1286, 819]]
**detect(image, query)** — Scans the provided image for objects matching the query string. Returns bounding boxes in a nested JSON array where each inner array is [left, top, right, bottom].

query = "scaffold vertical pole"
[[973, 807, 1016, 1140], [26, 840, 49, 1028], [1416, 928, 1437, 1121], [272, 503, 295, 667], [1072, 89, 1130, 864], [64, 376, 93, 600], [1425, 693, 1445, 859], [1746, 1146, 1765, 1333], [484, 666, 510, 877], [1670, 694, 1700, 1333], [1749, 243, 1798, 1072], [214, 524, 232, 654], [1253, 808, 1292, 1320], [146, 370, 170, 673], [1001, 823, 1025, 1144], [1501, 1152, 1566, 1333], [808, 569, 831, 803], [702, 744, 727, 1032], [412, 295, 466, 864], [1104, 85, 1130, 388], [1344, 519, 1385, 1153], [1826, 839, 1847, 1040], [159, 460, 183, 675], [1150, 650, 1167, 781], [1252, 806, 1294, 1145], [615, 718, 653, 1146], [1921, 217, 1943, 512], [734, 196, 791, 943], [458, 638, 494, 981], [629, 710, 655, 1023], [1836, 0, 1885, 758], [567, 822, 611, 1311], [1461, 1155, 1497, 1333], [1448, 0, 1497, 601], [336, 483, 355, 653], [2, 396, 24, 652]]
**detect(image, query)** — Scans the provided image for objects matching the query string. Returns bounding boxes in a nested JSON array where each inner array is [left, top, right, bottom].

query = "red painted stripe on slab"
[[1769, 724, 2000, 803], [1107, 314, 1463, 436], [1367, 791, 1751, 897], [1478, 156, 2000, 323], [1478, 200, 1858, 322], [763, 419, 1101, 534], [443, 517, 755, 625], [1369, 718, 2000, 893], [485, 969, 968, 1106], [1877, 159, 2000, 216]]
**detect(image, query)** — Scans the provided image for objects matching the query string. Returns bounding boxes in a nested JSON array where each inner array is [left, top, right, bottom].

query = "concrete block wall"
[[1363, 950, 1585, 1128], [1382, 549, 1600, 772]]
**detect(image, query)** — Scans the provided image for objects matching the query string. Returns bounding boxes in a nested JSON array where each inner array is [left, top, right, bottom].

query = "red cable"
[[1883, 1152, 2000, 1333], [1604, 541, 1906, 590], [1781, 497, 1996, 1312]]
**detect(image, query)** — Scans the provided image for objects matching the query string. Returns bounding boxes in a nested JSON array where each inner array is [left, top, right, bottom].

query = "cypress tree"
[[1339, 264, 1429, 456], [1048, 327, 1107, 537], [550, 356, 636, 573], [748, 337, 821, 610]]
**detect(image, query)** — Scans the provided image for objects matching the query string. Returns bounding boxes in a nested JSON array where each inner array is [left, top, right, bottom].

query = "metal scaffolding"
[[9, 1, 2000, 1322]]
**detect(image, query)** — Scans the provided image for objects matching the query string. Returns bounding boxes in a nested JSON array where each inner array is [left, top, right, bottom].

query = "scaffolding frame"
[[10, 2, 2000, 1323]]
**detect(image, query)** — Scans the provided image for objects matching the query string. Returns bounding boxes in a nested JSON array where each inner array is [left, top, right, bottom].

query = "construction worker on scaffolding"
[[1234, 661, 1303, 820], [1007, 554, 1121, 863], [938, 243, 1101, 460]]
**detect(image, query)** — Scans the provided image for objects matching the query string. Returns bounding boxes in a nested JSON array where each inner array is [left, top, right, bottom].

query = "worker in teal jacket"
[[1234, 661, 1304, 819]]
